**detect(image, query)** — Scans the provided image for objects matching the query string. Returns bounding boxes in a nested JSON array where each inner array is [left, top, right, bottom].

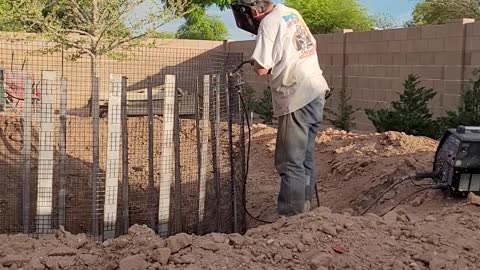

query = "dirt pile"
[[1, 204, 480, 269], [1, 124, 480, 269], [245, 126, 441, 227]]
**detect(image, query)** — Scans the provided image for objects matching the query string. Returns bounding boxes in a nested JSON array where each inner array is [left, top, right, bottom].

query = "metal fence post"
[[58, 78, 67, 228], [226, 73, 238, 233], [194, 76, 202, 234], [121, 76, 129, 234], [239, 85, 247, 234], [0, 70, 5, 110], [22, 77, 32, 234], [91, 77, 100, 238], [147, 76, 155, 230], [173, 84, 183, 234], [210, 74, 221, 232]]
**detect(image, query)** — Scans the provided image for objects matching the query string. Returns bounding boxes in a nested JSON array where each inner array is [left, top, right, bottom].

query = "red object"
[[332, 246, 347, 254]]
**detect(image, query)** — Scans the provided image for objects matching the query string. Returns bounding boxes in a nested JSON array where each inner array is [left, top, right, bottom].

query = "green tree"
[[284, 0, 375, 34], [328, 88, 358, 132], [177, 8, 228, 40], [438, 69, 480, 130], [365, 74, 439, 138], [0, 1, 25, 31], [372, 12, 402, 30], [0, 0, 98, 32], [145, 30, 177, 39], [1, 0, 189, 105], [241, 84, 258, 115], [255, 87, 274, 124], [412, 0, 480, 26], [162, 0, 230, 40]]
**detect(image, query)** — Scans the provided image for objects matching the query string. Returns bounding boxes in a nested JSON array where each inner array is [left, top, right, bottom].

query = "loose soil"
[[1, 123, 480, 269]]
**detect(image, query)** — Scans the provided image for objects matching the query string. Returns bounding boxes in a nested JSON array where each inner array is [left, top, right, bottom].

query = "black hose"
[[359, 175, 413, 216], [239, 90, 274, 224], [379, 185, 443, 217], [359, 173, 443, 216], [231, 60, 252, 74]]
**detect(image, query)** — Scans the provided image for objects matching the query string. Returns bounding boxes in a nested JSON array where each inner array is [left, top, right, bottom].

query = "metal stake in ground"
[[121, 76, 129, 234], [173, 85, 183, 233], [58, 79, 67, 228], [91, 77, 100, 239], [22, 77, 32, 234], [147, 76, 155, 230], [210, 74, 221, 232]]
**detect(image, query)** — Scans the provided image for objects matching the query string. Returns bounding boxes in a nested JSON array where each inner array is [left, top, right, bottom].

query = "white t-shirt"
[[251, 4, 330, 117]]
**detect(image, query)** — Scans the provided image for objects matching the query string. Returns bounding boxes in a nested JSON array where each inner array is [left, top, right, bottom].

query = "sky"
[[161, 0, 418, 41]]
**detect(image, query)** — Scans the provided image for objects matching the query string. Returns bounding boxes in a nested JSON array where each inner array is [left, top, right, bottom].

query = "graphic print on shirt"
[[282, 12, 315, 59]]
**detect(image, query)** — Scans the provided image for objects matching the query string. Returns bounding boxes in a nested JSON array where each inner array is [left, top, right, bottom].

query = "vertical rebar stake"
[[173, 86, 183, 233], [194, 77, 202, 234], [239, 80, 247, 234], [210, 75, 221, 232], [58, 79, 67, 228], [226, 73, 238, 233], [121, 76, 129, 234], [91, 77, 100, 239], [22, 78, 32, 234], [147, 76, 155, 230]]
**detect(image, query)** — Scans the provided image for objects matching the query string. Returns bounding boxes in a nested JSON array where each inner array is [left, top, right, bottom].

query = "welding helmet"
[[231, 0, 272, 35]]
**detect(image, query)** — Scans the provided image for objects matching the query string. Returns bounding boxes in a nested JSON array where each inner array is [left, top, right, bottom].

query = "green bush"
[[254, 87, 274, 124], [438, 69, 480, 131], [240, 85, 274, 125], [365, 74, 439, 138], [241, 84, 258, 115], [328, 88, 358, 132]]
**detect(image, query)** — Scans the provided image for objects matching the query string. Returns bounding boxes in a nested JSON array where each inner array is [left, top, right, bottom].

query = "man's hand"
[[251, 60, 271, 76]]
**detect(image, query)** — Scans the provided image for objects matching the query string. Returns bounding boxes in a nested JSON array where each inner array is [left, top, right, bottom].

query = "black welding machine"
[[417, 126, 480, 196]]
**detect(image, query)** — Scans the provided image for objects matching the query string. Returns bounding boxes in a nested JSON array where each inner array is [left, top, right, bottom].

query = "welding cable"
[[359, 175, 415, 216], [408, 175, 436, 187], [239, 91, 275, 224], [232, 60, 274, 224], [379, 185, 444, 217]]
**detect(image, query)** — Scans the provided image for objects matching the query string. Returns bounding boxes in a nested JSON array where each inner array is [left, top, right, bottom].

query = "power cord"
[[379, 185, 443, 217], [359, 174, 444, 216], [359, 175, 413, 216], [238, 91, 275, 224]]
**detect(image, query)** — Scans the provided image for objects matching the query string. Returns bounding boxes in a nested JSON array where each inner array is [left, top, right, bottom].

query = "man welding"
[[231, 0, 330, 216]]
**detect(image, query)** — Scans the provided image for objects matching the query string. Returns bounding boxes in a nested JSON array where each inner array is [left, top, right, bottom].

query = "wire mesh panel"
[[0, 37, 246, 240]]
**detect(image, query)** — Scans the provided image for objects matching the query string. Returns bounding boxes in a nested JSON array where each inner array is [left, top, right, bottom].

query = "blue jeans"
[[275, 95, 325, 216]]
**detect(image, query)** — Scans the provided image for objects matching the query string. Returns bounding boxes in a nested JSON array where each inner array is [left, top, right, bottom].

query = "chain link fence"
[[0, 38, 247, 240]]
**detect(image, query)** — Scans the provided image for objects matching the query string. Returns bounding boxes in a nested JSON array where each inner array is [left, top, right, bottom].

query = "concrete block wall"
[[227, 19, 479, 131], [2, 19, 479, 128]]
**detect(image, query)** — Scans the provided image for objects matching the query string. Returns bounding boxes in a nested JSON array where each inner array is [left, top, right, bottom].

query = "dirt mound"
[[2, 125, 480, 269], [245, 126, 440, 227], [1, 205, 480, 269]]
